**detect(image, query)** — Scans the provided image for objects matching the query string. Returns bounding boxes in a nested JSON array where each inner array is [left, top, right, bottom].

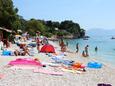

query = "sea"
[[64, 29, 115, 67]]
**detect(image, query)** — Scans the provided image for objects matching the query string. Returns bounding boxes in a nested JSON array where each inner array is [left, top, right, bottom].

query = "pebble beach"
[[0, 41, 115, 86]]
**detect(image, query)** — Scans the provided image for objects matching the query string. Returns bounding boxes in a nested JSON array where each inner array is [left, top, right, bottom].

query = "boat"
[[111, 37, 115, 39], [83, 38, 88, 40], [83, 36, 90, 40]]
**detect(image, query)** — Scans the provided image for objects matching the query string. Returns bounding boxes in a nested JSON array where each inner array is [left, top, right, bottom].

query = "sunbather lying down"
[[14, 46, 30, 56], [61, 62, 86, 72]]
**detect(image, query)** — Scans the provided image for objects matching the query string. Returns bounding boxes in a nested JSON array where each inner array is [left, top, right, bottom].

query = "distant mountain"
[[86, 28, 115, 37]]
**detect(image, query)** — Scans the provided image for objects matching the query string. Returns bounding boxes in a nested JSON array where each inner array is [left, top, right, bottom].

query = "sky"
[[13, 0, 115, 30]]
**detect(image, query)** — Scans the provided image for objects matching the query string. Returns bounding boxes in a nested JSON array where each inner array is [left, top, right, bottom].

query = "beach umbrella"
[[40, 44, 55, 53]]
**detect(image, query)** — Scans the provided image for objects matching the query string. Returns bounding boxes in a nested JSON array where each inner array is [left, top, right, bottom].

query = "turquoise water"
[[64, 30, 115, 66]]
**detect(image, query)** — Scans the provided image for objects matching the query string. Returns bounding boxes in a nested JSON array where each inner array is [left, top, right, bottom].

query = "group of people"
[[76, 43, 98, 57], [0, 31, 49, 56], [14, 45, 30, 56], [58, 39, 98, 57], [81, 45, 89, 57], [14, 32, 49, 56], [76, 43, 89, 57]]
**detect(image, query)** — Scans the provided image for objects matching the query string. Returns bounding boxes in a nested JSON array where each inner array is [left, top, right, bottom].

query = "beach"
[[1, 0, 115, 86], [0, 41, 115, 86]]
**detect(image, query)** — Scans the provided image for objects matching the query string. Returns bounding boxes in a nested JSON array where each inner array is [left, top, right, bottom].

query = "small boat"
[[83, 36, 89, 40], [111, 37, 115, 39], [83, 38, 88, 40]]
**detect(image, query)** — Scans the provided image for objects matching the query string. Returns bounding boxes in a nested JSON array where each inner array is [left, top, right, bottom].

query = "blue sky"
[[13, 0, 115, 30]]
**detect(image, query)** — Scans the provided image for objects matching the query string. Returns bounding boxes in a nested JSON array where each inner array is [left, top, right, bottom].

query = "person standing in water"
[[76, 43, 79, 53], [85, 45, 89, 57], [95, 46, 98, 52], [82, 50, 86, 57], [59, 39, 65, 52]]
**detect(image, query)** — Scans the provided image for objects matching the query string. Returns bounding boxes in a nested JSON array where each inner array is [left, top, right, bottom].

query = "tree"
[[18, 16, 27, 32], [0, 0, 20, 31], [26, 19, 46, 36], [0, 0, 85, 38], [80, 29, 85, 37], [59, 20, 81, 37]]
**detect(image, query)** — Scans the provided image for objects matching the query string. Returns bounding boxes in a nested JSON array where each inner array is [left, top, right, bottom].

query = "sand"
[[0, 41, 115, 86]]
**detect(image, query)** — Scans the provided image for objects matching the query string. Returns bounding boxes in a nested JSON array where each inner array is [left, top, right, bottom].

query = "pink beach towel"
[[10, 65, 40, 70], [0, 74, 5, 79], [33, 68, 63, 76], [8, 58, 43, 67]]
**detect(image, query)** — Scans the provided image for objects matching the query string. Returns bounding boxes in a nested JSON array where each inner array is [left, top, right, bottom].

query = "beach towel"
[[33, 68, 63, 76], [0, 74, 5, 79], [63, 60, 74, 66], [9, 65, 39, 70], [52, 57, 74, 65], [42, 62, 61, 67], [61, 68, 82, 74], [51, 57, 63, 63], [8, 58, 43, 67]]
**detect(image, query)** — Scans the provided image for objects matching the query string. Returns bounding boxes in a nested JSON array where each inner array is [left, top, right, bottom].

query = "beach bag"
[[2, 50, 11, 56], [97, 83, 112, 86]]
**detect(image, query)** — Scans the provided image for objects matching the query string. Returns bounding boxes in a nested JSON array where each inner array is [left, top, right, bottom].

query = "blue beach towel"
[[52, 57, 74, 65], [52, 57, 63, 63]]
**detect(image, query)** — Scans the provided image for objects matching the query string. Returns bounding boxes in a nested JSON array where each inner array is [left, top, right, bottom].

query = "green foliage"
[[56, 31, 69, 36], [19, 16, 27, 32], [0, 0, 85, 38], [43, 32, 52, 38], [11, 19, 21, 31], [80, 28, 85, 37], [24, 19, 85, 38], [0, 0, 20, 31], [45, 21, 58, 34], [25, 19, 46, 36], [60, 20, 80, 34]]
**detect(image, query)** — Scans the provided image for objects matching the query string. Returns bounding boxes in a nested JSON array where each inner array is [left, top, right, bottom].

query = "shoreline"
[[52, 40, 115, 69]]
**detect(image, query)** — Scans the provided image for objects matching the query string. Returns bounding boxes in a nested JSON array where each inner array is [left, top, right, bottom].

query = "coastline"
[[49, 40, 115, 85], [0, 41, 115, 86], [51, 40, 115, 68], [54, 39, 115, 69]]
